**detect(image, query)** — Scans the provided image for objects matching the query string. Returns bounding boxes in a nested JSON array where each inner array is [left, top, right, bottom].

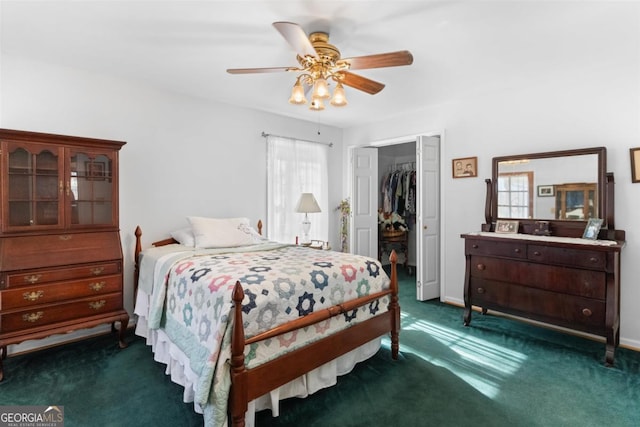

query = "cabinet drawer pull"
[[89, 300, 106, 310], [477, 287, 485, 294], [589, 257, 598, 263], [472, 244, 479, 249], [24, 274, 42, 284], [89, 281, 106, 292], [476, 263, 486, 271], [90, 267, 105, 276], [23, 290, 44, 301], [533, 251, 541, 256], [59, 235, 72, 241], [22, 311, 44, 323], [582, 308, 592, 317], [514, 248, 521, 253]]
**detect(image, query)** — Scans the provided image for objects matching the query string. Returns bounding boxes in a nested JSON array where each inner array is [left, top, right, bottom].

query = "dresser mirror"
[[492, 147, 606, 222], [484, 147, 620, 239]]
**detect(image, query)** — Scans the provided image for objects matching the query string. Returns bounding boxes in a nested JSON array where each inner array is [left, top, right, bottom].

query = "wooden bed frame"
[[133, 221, 400, 427]]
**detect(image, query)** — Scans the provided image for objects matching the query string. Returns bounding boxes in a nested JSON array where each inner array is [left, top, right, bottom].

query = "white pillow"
[[170, 227, 195, 247], [187, 217, 256, 248]]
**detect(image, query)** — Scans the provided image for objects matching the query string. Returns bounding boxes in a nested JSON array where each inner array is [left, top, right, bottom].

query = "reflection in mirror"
[[496, 154, 599, 221]]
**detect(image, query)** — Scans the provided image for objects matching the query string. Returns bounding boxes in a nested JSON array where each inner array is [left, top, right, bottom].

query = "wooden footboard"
[[133, 224, 399, 426]]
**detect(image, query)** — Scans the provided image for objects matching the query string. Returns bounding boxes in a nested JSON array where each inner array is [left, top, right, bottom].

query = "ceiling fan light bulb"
[[289, 81, 307, 105], [309, 97, 325, 111], [312, 78, 330, 99], [330, 83, 348, 107]]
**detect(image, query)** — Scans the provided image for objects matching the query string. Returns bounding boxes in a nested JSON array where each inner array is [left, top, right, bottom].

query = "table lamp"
[[295, 192, 321, 244]]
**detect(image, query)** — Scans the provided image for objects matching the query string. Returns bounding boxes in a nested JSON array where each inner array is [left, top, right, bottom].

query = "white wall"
[[0, 54, 343, 353], [343, 17, 640, 349]]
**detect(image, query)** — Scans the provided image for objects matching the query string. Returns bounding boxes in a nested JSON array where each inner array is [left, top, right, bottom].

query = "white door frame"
[[348, 130, 446, 301]]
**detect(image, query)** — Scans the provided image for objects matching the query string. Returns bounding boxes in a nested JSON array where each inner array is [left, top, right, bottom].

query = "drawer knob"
[[514, 248, 521, 253], [24, 274, 42, 284], [22, 311, 44, 323], [89, 300, 106, 310], [89, 281, 106, 292], [476, 263, 486, 271], [472, 244, 479, 249], [59, 235, 72, 241], [582, 308, 592, 317], [533, 251, 541, 256], [477, 287, 485, 294], [90, 267, 105, 276], [589, 257, 598, 263], [23, 290, 44, 301]]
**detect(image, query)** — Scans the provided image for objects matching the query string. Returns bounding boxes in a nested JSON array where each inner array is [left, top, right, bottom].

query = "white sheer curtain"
[[266, 135, 328, 244]]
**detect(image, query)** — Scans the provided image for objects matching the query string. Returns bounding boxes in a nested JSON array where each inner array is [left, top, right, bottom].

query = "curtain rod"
[[261, 132, 333, 148]]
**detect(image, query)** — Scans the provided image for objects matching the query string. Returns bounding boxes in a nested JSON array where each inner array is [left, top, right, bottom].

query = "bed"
[[133, 217, 399, 426]]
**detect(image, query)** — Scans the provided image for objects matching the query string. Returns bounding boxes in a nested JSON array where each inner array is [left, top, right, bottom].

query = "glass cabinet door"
[[69, 151, 116, 227], [4, 142, 64, 230]]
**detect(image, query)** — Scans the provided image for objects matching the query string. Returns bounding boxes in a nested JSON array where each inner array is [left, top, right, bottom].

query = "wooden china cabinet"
[[0, 128, 128, 381]]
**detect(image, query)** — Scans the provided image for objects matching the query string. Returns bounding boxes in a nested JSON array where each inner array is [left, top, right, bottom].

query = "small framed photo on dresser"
[[582, 218, 603, 240], [495, 220, 519, 234]]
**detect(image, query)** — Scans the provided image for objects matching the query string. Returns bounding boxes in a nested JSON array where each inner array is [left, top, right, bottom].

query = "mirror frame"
[[488, 147, 609, 238]]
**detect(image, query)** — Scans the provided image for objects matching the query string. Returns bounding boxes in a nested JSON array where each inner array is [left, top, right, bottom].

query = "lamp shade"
[[295, 193, 321, 213]]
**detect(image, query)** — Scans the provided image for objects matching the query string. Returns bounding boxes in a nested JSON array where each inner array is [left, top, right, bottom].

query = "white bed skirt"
[[134, 290, 381, 426]]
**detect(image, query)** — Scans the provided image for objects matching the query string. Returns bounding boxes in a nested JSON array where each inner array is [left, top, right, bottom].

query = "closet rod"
[[261, 131, 333, 148]]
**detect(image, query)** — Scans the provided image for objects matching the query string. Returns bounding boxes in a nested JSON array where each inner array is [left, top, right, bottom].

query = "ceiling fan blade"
[[340, 71, 385, 95], [272, 21, 317, 58], [226, 66, 294, 74], [340, 50, 413, 70]]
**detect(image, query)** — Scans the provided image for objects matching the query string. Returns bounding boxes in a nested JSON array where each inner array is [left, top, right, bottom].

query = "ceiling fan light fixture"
[[312, 77, 330, 99], [309, 97, 325, 111], [330, 82, 348, 107], [288, 79, 307, 105]]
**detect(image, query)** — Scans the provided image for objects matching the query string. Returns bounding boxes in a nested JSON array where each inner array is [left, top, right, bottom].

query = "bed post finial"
[[257, 220, 263, 236], [388, 250, 400, 360], [230, 281, 248, 427], [134, 226, 142, 295]]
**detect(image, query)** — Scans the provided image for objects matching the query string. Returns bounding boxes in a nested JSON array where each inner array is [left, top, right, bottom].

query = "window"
[[266, 135, 328, 243], [497, 172, 533, 219]]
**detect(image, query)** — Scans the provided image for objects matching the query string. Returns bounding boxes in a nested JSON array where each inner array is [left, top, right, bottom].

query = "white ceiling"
[[0, 1, 633, 128]]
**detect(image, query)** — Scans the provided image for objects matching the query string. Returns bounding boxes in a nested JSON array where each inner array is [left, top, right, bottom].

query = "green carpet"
[[2, 269, 639, 426]]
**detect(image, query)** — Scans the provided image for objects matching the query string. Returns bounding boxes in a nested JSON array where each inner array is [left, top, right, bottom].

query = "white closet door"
[[416, 136, 441, 300], [350, 147, 378, 258]]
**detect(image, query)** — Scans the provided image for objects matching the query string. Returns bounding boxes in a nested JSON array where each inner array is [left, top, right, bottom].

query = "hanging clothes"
[[380, 167, 416, 216]]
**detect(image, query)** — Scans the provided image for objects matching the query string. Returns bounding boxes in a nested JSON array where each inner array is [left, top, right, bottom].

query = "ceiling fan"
[[226, 22, 413, 109]]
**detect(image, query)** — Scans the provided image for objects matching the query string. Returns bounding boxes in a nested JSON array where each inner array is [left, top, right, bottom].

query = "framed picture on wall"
[[631, 147, 640, 183], [452, 157, 477, 178], [85, 161, 106, 181], [537, 185, 555, 197]]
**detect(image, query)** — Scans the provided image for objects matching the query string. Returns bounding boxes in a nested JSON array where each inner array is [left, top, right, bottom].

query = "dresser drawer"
[[469, 278, 605, 329], [527, 245, 606, 270], [0, 293, 123, 334], [469, 256, 606, 299], [0, 275, 122, 310], [2, 262, 121, 288], [466, 238, 527, 259]]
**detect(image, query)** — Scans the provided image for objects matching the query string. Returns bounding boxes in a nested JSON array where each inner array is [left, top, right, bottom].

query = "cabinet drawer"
[[528, 245, 606, 270], [0, 275, 122, 310], [2, 262, 121, 288], [469, 256, 605, 299], [466, 239, 527, 259], [0, 293, 123, 334], [469, 278, 605, 329]]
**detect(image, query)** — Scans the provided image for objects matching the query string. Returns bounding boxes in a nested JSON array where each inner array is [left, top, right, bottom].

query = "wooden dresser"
[[0, 129, 128, 381], [462, 232, 623, 365], [463, 147, 625, 366]]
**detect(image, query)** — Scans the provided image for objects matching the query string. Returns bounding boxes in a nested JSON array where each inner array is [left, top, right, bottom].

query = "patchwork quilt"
[[139, 243, 391, 426]]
